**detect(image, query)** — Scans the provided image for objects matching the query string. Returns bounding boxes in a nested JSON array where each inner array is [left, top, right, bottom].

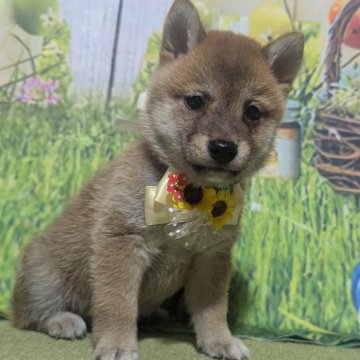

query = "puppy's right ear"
[[160, 0, 205, 64]]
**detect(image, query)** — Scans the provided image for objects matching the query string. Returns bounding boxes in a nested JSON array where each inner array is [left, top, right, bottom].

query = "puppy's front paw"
[[198, 337, 249, 360], [43, 311, 87, 339], [94, 347, 139, 360]]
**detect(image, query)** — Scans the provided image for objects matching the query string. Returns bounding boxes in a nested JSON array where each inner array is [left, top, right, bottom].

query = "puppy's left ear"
[[262, 32, 304, 96], [160, 0, 205, 64]]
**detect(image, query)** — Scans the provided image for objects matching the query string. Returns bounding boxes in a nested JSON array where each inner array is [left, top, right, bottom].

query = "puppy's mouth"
[[191, 164, 239, 177]]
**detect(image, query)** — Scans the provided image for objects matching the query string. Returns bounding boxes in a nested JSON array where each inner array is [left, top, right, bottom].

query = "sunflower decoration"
[[166, 172, 236, 231], [203, 189, 236, 231], [167, 173, 210, 210]]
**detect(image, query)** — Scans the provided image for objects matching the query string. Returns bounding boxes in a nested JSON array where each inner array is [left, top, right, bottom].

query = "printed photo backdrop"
[[0, 0, 360, 346]]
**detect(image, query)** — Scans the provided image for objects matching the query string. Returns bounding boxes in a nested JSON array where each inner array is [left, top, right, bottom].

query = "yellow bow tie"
[[145, 169, 244, 232]]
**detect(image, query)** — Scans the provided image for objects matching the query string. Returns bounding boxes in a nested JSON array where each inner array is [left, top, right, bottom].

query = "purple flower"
[[42, 79, 59, 94], [16, 76, 60, 106], [44, 94, 60, 105]]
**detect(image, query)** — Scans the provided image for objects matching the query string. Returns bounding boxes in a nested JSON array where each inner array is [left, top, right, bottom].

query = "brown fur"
[[12, 1, 303, 359]]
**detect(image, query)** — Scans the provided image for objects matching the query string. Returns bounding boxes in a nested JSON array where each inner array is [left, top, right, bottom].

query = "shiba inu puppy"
[[12, 0, 303, 359]]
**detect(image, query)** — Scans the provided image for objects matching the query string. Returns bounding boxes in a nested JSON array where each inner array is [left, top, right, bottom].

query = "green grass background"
[[229, 125, 360, 344], [1, 100, 359, 344], [0, 102, 135, 314]]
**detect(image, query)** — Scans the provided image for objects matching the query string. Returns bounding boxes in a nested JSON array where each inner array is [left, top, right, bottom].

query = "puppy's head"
[[141, 0, 304, 188]]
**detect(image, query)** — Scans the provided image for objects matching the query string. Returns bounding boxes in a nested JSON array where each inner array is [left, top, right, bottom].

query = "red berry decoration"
[[168, 174, 178, 184], [167, 172, 189, 203], [173, 190, 183, 201], [167, 183, 175, 193], [177, 173, 188, 186]]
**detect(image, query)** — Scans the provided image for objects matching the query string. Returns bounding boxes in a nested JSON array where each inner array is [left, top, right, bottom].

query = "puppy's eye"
[[245, 105, 262, 121], [185, 96, 204, 110]]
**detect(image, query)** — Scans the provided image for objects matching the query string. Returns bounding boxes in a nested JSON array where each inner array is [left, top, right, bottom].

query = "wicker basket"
[[313, 0, 360, 195]]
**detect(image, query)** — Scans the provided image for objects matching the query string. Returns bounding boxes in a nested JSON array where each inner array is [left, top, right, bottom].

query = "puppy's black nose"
[[209, 139, 238, 164]]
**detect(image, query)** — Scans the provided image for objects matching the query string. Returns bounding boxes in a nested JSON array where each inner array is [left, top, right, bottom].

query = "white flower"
[[250, 201, 262, 212]]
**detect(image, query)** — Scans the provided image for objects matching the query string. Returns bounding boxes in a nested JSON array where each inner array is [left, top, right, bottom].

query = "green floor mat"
[[1, 321, 359, 360]]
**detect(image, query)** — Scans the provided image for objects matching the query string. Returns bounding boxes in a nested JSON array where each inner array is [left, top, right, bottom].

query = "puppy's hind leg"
[[12, 240, 87, 340], [38, 311, 87, 340]]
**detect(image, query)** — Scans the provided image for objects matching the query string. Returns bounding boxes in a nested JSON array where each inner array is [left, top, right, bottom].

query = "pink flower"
[[44, 94, 60, 105], [16, 76, 60, 106]]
